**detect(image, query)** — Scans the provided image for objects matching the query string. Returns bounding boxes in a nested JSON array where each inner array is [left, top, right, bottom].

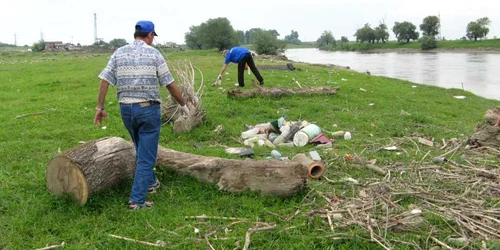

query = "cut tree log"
[[468, 107, 500, 147], [156, 147, 307, 195], [46, 137, 136, 205], [46, 137, 309, 204], [227, 81, 340, 99]]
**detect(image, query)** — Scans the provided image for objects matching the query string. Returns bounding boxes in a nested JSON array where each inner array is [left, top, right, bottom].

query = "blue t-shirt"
[[224, 47, 250, 64]]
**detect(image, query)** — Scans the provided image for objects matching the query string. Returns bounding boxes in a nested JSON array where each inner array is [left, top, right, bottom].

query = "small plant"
[[31, 40, 45, 52]]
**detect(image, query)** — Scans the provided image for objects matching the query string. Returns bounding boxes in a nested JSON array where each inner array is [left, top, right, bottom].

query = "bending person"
[[217, 47, 264, 87]]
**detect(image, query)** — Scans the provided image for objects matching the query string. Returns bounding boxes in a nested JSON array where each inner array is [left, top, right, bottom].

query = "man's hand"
[[180, 105, 190, 116], [94, 109, 108, 126], [213, 75, 222, 86]]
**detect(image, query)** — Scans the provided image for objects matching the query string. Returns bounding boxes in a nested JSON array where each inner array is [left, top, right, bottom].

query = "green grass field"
[[1, 49, 500, 249]]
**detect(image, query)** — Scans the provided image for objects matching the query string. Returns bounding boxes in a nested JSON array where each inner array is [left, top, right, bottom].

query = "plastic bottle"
[[271, 150, 281, 159], [273, 135, 286, 145], [268, 133, 279, 142], [344, 131, 352, 140], [331, 130, 345, 137], [241, 128, 260, 139]]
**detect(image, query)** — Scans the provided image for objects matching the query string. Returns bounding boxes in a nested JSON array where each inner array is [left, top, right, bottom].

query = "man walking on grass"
[[93, 20, 189, 210]]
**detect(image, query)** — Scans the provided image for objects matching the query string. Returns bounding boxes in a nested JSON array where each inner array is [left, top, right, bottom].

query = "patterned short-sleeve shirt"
[[98, 40, 174, 103]]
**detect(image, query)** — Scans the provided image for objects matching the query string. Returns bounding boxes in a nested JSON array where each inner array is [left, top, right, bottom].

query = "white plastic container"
[[293, 124, 321, 147], [293, 131, 310, 147], [344, 131, 352, 140], [241, 128, 260, 139], [301, 124, 321, 139]]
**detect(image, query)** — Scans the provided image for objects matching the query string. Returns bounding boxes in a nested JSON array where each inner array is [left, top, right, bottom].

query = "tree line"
[[26, 16, 492, 53], [184, 17, 302, 55], [317, 16, 492, 50]]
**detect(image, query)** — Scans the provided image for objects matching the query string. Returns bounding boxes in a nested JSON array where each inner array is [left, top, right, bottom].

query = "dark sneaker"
[[148, 179, 160, 194], [259, 80, 264, 86], [128, 201, 154, 210]]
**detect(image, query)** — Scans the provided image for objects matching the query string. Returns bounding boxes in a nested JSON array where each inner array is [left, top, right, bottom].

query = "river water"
[[284, 48, 500, 100]]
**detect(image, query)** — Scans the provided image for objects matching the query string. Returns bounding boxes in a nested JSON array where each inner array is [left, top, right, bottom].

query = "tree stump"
[[468, 107, 500, 148], [46, 137, 136, 205]]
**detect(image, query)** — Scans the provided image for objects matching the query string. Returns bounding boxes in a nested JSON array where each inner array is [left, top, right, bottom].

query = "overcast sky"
[[2, 0, 499, 46]]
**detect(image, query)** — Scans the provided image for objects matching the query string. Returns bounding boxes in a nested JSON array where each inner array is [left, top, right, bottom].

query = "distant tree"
[[253, 30, 286, 55], [466, 17, 491, 41], [244, 28, 279, 44], [340, 36, 349, 43], [354, 24, 376, 43], [198, 17, 238, 51], [392, 21, 419, 43], [375, 23, 389, 43], [109, 38, 128, 48], [420, 16, 440, 37], [235, 30, 246, 44], [268, 29, 280, 38], [32, 40, 45, 52], [185, 25, 203, 49], [93, 40, 109, 47], [316, 30, 335, 47], [245, 28, 264, 44], [284, 30, 302, 45]]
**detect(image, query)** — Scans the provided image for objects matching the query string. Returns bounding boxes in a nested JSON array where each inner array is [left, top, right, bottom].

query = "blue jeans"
[[120, 102, 161, 205]]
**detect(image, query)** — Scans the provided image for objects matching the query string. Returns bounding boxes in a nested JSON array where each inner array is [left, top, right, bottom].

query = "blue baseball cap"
[[135, 20, 158, 36]]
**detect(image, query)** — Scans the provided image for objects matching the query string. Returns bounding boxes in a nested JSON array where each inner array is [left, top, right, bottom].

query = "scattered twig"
[[108, 234, 165, 247], [430, 237, 457, 250], [205, 236, 215, 250], [185, 215, 248, 221], [242, 225, 277, 250], [35, 242, 65, 250], [14, 108, 56, 119]]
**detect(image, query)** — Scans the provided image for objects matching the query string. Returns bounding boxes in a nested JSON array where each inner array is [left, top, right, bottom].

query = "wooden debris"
[[227, 81, 340, 99], [108, 234, 166, 247], [46, 137, 310, 204]]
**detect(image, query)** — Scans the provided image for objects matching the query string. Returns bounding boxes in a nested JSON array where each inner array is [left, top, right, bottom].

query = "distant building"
[[45, 41, 64, 51]]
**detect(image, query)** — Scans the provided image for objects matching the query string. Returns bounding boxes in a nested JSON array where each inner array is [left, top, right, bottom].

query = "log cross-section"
[[46, 137, 136, 204]]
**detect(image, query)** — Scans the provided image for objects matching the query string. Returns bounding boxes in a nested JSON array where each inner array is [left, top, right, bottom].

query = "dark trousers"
[[238, 53, 263, 86]]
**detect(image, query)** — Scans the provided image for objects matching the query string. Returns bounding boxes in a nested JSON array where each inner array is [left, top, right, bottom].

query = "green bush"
[[253, 30, 286, 55], [421, 36, 437, 50], [31, 40, 45, 52]]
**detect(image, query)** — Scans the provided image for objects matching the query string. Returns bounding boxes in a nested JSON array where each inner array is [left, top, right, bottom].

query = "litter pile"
[[240, 117, 339, 149]]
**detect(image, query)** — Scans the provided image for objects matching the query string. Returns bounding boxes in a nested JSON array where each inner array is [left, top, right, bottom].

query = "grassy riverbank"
[[320, 38, 500, 52], [1, 49, 500, 249]]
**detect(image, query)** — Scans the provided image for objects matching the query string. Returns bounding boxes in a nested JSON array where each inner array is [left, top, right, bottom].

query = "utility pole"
[[438, 12, 442, 40], [14, 33, 17, 46], [94, 12, 98, 44]]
